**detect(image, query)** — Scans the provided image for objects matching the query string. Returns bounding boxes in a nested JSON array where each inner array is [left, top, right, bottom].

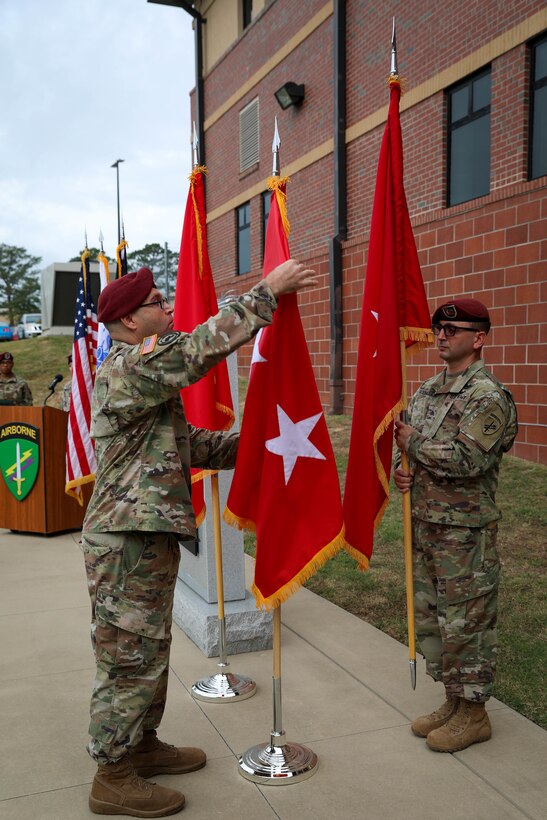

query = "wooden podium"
[[0, 405, 92, 534]]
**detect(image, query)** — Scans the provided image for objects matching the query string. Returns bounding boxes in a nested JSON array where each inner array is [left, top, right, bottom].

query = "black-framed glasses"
[[432, 323, 482, 337], [138, 298, 170, 310]]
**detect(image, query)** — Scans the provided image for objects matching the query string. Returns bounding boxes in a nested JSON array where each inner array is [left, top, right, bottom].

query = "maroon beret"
[[432, 298, 491, 328], [97, 268, 155, 323], [0, 352, 14, 363]]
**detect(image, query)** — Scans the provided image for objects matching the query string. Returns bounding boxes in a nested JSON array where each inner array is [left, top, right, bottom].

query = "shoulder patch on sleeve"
[[157, 331, 182, 346], [140, 334, 158, 356], [460, 401, 507, 452]]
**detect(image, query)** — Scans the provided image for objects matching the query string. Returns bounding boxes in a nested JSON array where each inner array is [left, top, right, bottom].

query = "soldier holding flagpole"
[[395, 298, 517, 752], [81, 258, 317, 817]]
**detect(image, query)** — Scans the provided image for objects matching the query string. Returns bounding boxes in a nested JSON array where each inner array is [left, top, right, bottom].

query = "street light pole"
[[111, 159, 125, 245]]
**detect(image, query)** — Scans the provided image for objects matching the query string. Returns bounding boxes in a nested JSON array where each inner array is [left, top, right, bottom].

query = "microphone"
[[47, 374, 64, 391]]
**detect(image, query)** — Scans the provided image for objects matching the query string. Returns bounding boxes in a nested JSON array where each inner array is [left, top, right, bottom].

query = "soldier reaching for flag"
[[394, 297, 518, 752], [81, 260, 316, 817]]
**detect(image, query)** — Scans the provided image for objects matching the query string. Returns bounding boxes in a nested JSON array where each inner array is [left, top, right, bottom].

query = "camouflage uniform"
[[60, 380, 71, 412], [0, 374, 33, 406], [82, 281, 277, 763], [406, 359, 517, 702]]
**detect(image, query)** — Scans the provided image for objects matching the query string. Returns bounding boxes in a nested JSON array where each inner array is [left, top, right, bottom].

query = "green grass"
[[1, 336, 73, 409], [242, 398, 547, 729], [6, 353, 544, 727]]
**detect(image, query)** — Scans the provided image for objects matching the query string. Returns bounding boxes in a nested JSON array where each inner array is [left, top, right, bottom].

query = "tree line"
[[0, 242, 180, 326]]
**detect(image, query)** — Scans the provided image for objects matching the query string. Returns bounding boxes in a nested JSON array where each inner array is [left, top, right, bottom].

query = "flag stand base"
[[191, 665, 256, 703], [238, 731, 318, 785]]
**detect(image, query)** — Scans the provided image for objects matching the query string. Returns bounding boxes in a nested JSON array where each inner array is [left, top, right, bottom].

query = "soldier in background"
[[60, 354, 72, 412], [82, 261, 317, 818], [0, 352, 33, 406], [394, 298, 517, 753]]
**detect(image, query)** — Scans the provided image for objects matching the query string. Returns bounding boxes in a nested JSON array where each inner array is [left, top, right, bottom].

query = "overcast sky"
[[0, 0, 196, 268]]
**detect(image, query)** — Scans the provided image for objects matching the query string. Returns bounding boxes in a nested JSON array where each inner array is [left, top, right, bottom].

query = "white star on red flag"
[[265, 405, 326, 484]]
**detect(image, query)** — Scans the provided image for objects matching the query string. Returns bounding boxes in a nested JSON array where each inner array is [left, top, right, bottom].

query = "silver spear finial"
[[272, 116, 280, 177], [99, 229, 104, 252], [391, 16, 398, 77], [192, 121, 199, 168]]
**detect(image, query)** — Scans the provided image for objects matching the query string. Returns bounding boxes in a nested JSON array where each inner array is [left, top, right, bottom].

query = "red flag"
[[65, 248, 98, 504], [173, 166, 235, 525], [224, 177, 344, 610], [343, 79, 434, 567]]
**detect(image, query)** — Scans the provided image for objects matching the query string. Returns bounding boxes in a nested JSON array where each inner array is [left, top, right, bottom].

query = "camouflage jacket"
[[83, 282, 277, 539], [0, 374, 33, 406], [60, 381, 71, 412], [406, 359, 517, 527]]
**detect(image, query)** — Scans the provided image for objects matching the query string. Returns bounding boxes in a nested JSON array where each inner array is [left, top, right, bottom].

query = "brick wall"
[[199, 0, 547, 463]]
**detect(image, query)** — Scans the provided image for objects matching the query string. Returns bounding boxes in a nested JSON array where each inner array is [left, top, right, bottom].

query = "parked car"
[[0, 323, 14, 341], [16, 313, 42, 339]]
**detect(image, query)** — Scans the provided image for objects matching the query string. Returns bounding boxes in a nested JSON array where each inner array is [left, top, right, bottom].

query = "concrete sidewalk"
[[0, 528, 545, 820]]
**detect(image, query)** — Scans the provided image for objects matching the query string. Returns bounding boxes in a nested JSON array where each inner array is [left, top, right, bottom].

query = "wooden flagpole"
[[400, 339, 417, 689]]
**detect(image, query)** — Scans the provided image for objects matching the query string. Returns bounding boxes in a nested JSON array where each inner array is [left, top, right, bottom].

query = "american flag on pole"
[[65, 248, 98, 503], [96, 247, 111, 368]]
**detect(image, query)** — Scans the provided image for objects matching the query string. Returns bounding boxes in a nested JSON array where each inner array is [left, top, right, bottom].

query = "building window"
[[239, 98, 259, 172], [530, 34, 547, 180], [261, 190, 271, 260], [242, 0, 253, 29], [447, 68, 491, 206], [236, 202, 251, 275]]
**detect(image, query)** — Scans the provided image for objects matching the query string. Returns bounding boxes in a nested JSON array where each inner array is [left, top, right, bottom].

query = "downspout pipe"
[[329, 0, 346, 414], [147, 0, 206, 167]]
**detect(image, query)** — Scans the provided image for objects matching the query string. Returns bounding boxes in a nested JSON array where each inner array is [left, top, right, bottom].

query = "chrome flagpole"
[[191, 125, 256, 703], [191, 475, 256, 702], [238, 121, 318, 782]]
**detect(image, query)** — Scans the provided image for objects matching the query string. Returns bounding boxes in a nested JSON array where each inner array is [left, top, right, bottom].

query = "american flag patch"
[[140, 334, 157, 356]]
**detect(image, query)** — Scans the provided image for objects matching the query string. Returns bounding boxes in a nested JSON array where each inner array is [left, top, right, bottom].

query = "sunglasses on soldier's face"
[[432, 323, 482, 337]]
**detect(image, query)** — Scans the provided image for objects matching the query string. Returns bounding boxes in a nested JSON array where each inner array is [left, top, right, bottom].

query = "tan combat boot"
[[426, 699, 492, 752], [89, 757, 185, 817], [129, 730, 207, 778], [411, 694, 459, 737]]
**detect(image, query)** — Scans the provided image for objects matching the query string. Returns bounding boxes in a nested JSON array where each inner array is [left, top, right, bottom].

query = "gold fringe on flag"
[[343, 393, 405, 571], [267, 176, 291, 238], [223, 506, 345, 611], [65, 473, 95, 506], [400, 325, 435, 351], [252, 527, 345, 611]]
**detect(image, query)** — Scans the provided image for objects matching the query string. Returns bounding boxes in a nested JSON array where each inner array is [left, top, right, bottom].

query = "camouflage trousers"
[[412, 519, 500, 702], [81, 531, 181, 764]]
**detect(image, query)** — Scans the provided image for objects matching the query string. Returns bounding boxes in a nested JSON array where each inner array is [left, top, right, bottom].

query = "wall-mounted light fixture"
[[274, 82, 305, 110]]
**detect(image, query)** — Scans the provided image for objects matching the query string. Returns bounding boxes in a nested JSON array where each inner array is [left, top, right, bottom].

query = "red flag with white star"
[[343, 79, 433, 567], [224, 178, 344, 609]]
